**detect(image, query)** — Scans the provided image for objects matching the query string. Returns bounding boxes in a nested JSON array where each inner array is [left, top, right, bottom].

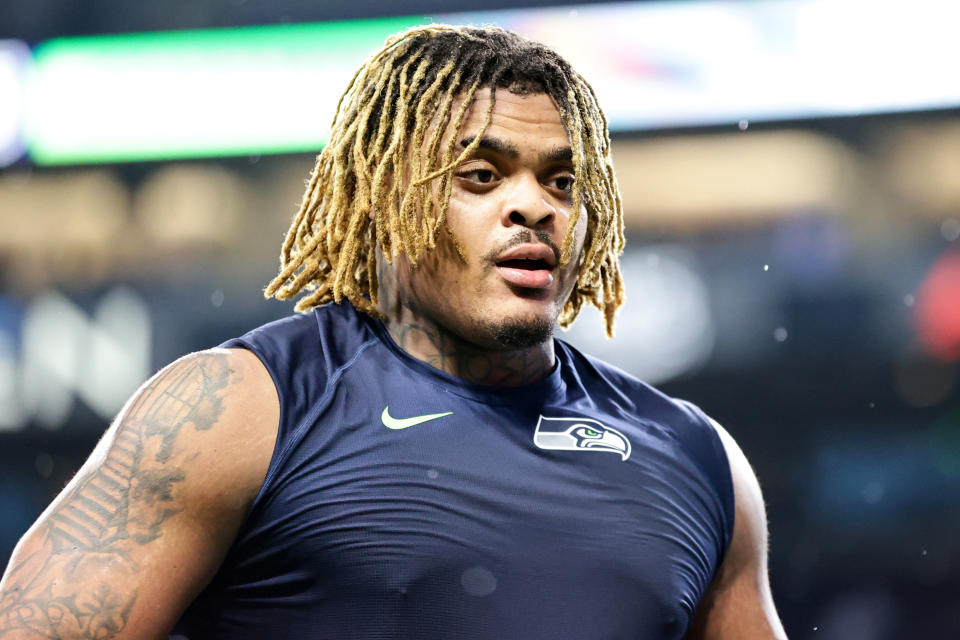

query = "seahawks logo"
[[533, 416, 631, 461]]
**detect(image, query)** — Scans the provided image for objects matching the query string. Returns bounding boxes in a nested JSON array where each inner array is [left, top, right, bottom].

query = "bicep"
[[685, 422, 787, 640], [0, 348, 277, 640]]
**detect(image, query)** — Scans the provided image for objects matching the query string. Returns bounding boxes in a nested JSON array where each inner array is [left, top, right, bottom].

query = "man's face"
[[387, 87, 587, 351]]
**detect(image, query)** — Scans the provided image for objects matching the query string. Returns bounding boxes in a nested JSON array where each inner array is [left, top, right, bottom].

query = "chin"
[[477, 309, 555, 350], [491, 316, 553, 349]]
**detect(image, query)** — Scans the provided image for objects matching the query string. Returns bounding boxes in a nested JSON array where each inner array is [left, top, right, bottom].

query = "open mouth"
[[495, 258, 554, 288], [496, 258, 552, 271]]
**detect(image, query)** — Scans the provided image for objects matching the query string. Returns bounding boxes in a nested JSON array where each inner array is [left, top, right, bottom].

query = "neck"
[[383, 307, 555, 387], [376, 259, 555, 387]]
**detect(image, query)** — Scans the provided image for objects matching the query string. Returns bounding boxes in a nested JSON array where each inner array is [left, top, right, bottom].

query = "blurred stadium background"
[[2, 0, 959, 637]]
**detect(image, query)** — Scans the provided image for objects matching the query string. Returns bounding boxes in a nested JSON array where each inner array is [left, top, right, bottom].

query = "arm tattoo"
[[0, 353, 236, 640]]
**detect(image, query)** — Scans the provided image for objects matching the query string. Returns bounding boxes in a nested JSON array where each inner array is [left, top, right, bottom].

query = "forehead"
[[455, 87, 570, 149]]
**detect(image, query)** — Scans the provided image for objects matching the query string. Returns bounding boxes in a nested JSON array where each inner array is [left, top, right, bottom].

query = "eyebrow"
[[539, 145, 573, 164], [459, 135, 519, 158], [459, 136, 573, 165]]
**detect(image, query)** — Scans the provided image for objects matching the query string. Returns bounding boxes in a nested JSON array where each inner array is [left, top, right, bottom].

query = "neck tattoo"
[[376, 256, 555, 387]]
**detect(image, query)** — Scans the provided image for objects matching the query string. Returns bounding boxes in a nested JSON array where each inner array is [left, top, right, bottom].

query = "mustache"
[[482, 229, 560, 265]]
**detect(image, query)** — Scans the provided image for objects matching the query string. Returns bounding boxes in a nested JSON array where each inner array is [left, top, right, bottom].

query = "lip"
[[493, 243, 557, 289], [495, 265, 554, 288], [494, 243, 558, 268]]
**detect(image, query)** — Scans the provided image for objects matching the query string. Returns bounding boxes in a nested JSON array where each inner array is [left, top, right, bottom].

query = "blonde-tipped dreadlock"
[[264, 24, 626, 336]]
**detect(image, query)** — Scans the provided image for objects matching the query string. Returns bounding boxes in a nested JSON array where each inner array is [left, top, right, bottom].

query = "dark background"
[[2, 1, 959, 638]]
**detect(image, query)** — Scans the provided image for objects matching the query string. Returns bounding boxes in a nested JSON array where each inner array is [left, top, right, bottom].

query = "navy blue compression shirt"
[[174, 301, 734, 639]]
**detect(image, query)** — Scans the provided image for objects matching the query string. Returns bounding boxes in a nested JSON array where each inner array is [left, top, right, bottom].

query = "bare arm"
[[685, 421, 788, 640], [0, 348, 278, 640]]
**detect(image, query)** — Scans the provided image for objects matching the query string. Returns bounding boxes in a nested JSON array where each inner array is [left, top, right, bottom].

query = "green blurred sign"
[[26, 17, 424, 164]]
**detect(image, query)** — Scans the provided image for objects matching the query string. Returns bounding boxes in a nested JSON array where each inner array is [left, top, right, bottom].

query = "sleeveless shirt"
[[174, 302, 734, 640]]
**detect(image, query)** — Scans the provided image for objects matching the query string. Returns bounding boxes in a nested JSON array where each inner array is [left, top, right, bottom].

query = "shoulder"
[[224, 309, 321, 360], [226, 303, 379, 384], [0, 349, 281, 638], [706, 419, 768, 570], [557, 339, 736, 528], [557, 338, 722, 437], [221, 304, 381, 433], [125, 347, 279, 514], [685, 418, 788, 638]]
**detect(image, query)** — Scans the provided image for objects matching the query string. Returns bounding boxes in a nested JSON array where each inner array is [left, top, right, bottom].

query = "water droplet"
[[903, 294, 914, 307], [941, 218, 960, 242], [774, 327, 788, 342], [812, 626, 819, 632], [738, 119, 749, 130], [921, 549, 928, 557], [427, 469, 439, 479], [461, 566, 497, 597], [210, 289, 224, 308], [763, 264, 769, 271], [868, 402, 875, 409]]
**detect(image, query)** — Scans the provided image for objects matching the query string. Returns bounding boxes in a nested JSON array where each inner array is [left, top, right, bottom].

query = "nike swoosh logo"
[[381, 406, 453, 430]]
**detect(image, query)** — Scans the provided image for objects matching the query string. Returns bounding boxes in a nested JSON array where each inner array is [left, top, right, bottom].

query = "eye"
[[547, 173, 574, 194], [459, 169, 498, 185], [575, 426, 600, 438]]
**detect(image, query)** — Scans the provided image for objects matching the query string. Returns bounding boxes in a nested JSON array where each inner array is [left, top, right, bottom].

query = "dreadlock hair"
[[264, 23, 625, 336]]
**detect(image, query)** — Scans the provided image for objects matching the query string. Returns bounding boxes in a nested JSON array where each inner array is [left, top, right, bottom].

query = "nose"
[[501, 173, 556, 229]]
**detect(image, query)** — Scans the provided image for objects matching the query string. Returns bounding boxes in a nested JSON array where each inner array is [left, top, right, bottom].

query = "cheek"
[[574, 205, 588, 247], [403, 231, 472, 299], [565, 204, 589, 264], [440, 199, 490, 265]]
